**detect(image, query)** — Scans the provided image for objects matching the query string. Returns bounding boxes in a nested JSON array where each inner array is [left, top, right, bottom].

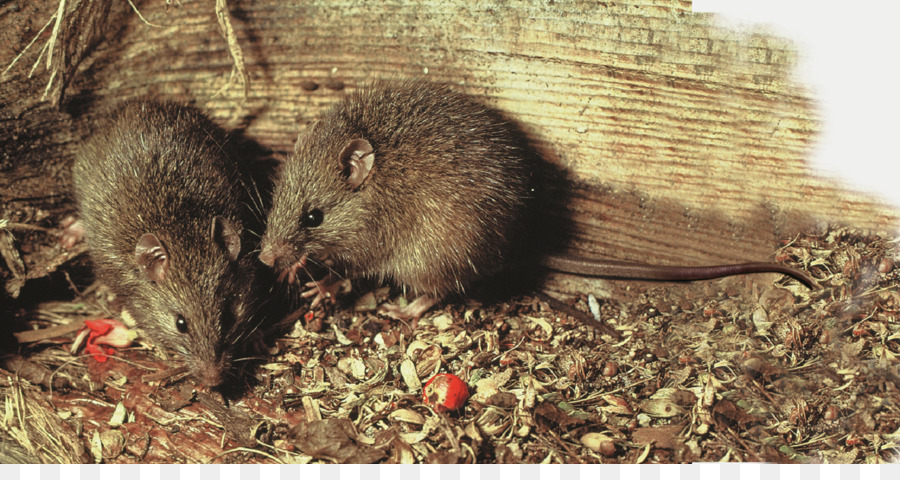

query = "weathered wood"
[[1, 0, 895, 282]]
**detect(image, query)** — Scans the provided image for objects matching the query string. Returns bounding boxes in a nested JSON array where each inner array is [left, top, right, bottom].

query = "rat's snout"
[[259, 241, 277, 267], [259, 238, 310, 284], [194, 356, 228, 388], [259, 238, 295, 269]]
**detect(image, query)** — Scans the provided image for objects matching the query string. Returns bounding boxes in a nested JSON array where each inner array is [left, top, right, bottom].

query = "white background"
[[694, 1, 900, 213]]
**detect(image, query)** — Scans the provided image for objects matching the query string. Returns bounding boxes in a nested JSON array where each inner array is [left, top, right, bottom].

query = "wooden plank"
[[1, 0, 895, 272]]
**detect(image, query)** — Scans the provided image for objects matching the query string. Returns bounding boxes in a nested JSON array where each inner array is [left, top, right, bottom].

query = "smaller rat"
[[65, 99, 264, 387], [259, 79, 817, 319]]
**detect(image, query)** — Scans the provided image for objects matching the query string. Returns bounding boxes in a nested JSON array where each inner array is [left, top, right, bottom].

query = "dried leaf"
[[533, 401, 583, 431], [632, 424, 685, 450], [90, 430, 102, 463], [400, 357, 422, 391], [475, 407, 511, 436], [641, 399, 686, 418], [332, 324, 354, 346], [99, 429, 125, 460], [601, 395, 634, 415], [712, 399, 759, 430], [635, 443, 651, 464], [389, 409, 425, 425], [525, 316, 553, 339], [108, 403, 127, 427], [415, 344, 442, 377], [580, 432, 616, 456], [354, 291, 377, 311], [288, 419, 386, 464], [433, 313, 455, 331]]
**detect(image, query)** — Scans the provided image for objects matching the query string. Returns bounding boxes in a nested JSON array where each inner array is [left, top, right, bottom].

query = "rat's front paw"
[[59, 216, 84, 250], [302, 273, 349, 308]]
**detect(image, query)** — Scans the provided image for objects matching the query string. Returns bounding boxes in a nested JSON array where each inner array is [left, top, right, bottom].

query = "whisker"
[[305, 256, 346, 282], [245, 177, 270, 220], [229, 311, 264, 345], [244, 227, 262, 240], [235, 175, 270, 226], [232, 355, 268, 363], [302, 265, 325, 300]]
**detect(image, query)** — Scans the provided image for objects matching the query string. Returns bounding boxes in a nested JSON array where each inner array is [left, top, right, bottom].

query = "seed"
[[602, 361, 618, 377]]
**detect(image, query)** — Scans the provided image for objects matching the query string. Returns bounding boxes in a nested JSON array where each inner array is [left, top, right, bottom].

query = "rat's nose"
[[259, 243, 277, 266], [194, 357, 227, 388], [259, 239, 295, 268]]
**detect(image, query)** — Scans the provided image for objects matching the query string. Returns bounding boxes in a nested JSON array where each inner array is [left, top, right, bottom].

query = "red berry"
[[423, 373, 469, 412]]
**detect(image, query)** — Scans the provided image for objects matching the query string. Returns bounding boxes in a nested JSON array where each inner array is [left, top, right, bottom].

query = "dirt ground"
[[1, 221, 898, 464]]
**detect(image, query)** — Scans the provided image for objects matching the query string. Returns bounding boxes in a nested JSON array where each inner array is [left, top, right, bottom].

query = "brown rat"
[[68, 99, 265, 387], [259, 79, 817, 319]]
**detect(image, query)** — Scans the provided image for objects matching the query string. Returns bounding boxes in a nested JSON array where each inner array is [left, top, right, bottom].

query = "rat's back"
[[73, 100, 246, 287]]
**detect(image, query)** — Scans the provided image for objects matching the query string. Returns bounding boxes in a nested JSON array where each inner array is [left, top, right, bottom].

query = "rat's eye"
[[175, 315, 188, 334], [302, 208, 324, 228]]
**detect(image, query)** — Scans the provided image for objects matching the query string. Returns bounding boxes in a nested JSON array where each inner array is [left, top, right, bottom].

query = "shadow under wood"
[[470, 140, 577, 302], [559, 181, 822, 266], [475, 142, 823, 303]]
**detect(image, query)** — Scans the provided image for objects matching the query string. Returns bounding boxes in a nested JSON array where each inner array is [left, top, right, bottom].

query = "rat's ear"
[[211, 216, 241, 261], [134, 233, 169, 283], [338, 138, 374, 189]]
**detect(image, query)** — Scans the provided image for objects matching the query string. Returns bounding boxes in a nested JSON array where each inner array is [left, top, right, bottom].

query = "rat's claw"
[[300, 284, 329, 309], [276, 260, 306, 285], [302, 273, 346, 308], [276, 269, 289, 283], [300, 286, 318, 297]]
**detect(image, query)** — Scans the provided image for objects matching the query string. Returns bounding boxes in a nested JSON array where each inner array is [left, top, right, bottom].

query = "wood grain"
[[1, 0, 895, 278]]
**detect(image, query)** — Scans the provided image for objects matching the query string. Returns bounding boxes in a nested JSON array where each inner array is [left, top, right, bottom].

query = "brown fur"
[[72, 99, 264, 386], [261, 79, 532, 297]]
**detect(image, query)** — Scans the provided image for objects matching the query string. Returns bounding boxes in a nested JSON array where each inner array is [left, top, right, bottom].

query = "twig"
[[14, 318, 86, 343], [126, 0, 163, 27], [535, 290, 622, 340], [0, 222, 53, 233], [2, 10, 56, 76], [214, 0, 250, 98], [45, 0, 67, 70]]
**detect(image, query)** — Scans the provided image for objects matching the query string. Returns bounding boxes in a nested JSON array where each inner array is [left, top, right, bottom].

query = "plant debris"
[[1, 225, 899, 463], [288, 418, 386, 464]]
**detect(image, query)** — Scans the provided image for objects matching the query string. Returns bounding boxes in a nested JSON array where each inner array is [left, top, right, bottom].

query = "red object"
[[81, 318, 133, 363], [423, 373, 469, 412]]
